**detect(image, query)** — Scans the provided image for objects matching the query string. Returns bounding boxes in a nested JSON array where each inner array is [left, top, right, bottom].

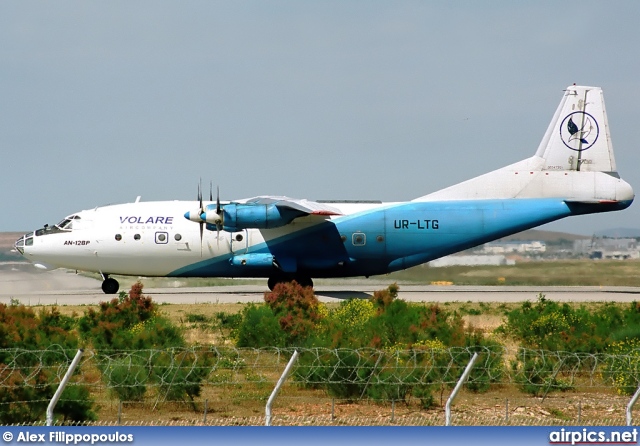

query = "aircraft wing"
[[240, 196, 343, 216]]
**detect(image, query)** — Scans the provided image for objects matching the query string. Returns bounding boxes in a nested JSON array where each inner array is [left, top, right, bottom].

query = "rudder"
[[536, 85, 616, 173]]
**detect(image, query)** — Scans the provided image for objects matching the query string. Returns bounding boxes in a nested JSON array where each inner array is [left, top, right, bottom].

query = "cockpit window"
[[57, 215, 80, 230], [57, 219, 72, 229], [35, 215, 81, 236]]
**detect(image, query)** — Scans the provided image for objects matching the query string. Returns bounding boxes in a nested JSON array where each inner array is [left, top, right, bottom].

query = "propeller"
[[183, 179, 206, 256], [215, 186, 223, 228], [183, 181, 226, 252], [213, 185, 223, 246]]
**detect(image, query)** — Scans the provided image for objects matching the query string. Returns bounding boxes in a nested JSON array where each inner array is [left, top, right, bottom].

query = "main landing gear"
[[101, 274, 120, 294], [267, 275, 313, 291]]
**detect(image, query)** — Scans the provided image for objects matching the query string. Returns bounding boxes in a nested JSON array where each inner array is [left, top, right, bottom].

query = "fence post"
[[391, 400, 395, 423], [578, 401, 581, 424], [445, 352, 479, 426], [505, 399, 509, 424], [46, 349, 84, 426], [265, 350, 299, 426], [626, 385, 640, 426]]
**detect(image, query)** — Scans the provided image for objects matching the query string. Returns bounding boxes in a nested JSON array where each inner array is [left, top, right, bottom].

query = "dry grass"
[[389, 259, 640, 286]]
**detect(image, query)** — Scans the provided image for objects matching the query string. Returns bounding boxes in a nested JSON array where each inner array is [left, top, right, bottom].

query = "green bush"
[[152, 349, 215, 408], [56, 385, 97, 422], [459, 330, 505, 393], [500, 295, 640, 353], [511, 348, 573, 396], [215, 312, 242, 330], [79, 283, 213, 405], [0, 304, 94, 423], [236, 282, 326, 348], [78, 282, 164, 350], [295, 349, 371, 400], [603, 339, 640, 395], [101, 354, 150, 402], [185, 313, 209, 323], [290, 284, 503, 406], [236, 304, 287, 348]]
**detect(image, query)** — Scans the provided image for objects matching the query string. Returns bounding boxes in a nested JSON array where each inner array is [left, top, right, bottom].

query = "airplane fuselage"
[[15, 85, 635, 293], [18, 192, 631, 282]]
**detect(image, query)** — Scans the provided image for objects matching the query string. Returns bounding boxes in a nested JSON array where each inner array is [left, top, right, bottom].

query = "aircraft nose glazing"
[[14, 237, 23, 255], [14, 232, 33, 255]]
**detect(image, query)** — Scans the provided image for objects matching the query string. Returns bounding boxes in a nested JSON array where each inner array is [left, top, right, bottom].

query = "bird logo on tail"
[[560, 111, 599, 151]]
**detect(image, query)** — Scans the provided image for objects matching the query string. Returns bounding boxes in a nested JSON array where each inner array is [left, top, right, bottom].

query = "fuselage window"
[[340, 235, 347, 243], [155, 232, 168, 244], [134, 234, 141, 241], [115, 234, 122, 241], [235, 234, 243, 242], [376, 235, 384, 242], [175, 234, 182, 241], [352, 233, 366, 246]]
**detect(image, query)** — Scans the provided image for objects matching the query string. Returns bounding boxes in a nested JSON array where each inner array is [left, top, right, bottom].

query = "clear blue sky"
[[2, 1, 639, 234]]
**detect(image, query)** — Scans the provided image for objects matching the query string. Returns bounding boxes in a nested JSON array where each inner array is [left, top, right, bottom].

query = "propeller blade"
[[210, 181, 213, 202], [216, 185, 221, 248], [216, 185, 221, 215], [198, 180, 204, 256]]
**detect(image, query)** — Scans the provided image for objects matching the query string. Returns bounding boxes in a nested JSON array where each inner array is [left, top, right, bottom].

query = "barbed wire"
[[1, 345, 640, 392]]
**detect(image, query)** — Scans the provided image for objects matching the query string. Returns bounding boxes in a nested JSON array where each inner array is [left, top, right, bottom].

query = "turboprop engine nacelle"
[[204, 203, 305, 232]]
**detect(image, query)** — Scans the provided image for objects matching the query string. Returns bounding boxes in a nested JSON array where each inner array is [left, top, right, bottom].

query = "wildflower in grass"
[[329, 299, 375, 329], [603, 338, 640, 395]]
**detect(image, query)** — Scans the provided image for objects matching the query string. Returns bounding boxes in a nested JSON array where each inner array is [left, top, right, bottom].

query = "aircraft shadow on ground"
[[316, 291, 372, 300]]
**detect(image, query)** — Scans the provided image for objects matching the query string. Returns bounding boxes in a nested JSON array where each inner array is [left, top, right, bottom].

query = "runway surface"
[[2, 263, 640, 306]]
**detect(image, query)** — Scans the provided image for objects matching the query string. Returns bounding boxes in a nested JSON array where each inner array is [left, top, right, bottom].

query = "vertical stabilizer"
[[536, 85, 616, 172]]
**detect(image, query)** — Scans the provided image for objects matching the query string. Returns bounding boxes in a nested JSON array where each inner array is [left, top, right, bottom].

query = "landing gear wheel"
[[296, 276, 314, 288], [267, 276, 314, 290], [102, 277, 120, 294], [267, 276, 282, 291]]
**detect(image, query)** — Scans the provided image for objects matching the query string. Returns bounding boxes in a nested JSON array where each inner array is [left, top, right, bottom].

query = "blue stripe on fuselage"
[[169, 198, 621, 278]]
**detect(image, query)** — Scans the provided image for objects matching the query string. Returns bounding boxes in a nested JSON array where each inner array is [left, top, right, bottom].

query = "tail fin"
[[415, 84, 632, 203], [536, 85, 616, 173]]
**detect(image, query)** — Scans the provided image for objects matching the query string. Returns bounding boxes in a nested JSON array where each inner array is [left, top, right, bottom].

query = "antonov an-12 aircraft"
[[15, 85, 634, 294]]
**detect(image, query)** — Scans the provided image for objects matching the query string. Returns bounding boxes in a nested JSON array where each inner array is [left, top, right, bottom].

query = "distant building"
[[573, 237, 639, 260], [480, 241, 546, 254], [429, 255, 515, 267]]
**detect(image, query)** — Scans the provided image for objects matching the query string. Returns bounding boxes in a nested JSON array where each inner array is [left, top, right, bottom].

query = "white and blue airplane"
[[15, 85, 634, 294]]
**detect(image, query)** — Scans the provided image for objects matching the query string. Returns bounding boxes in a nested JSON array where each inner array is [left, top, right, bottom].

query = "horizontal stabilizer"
[[564, 199, 619, 204]]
